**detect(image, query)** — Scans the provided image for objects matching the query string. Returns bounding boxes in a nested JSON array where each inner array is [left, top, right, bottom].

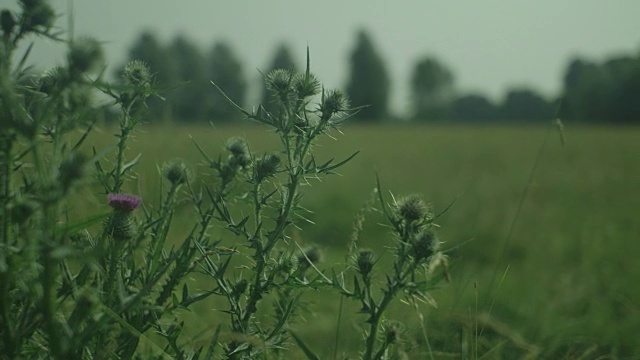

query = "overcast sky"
[[17, 0, 640, 115]]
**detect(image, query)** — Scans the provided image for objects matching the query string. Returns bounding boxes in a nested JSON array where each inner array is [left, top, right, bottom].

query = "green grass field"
[[76, 123, 640, 358]]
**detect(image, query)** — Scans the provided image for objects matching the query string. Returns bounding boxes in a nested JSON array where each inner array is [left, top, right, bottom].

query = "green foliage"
[[500, 87, 554, 122], [449, 93, 499, 122], [0, 5, 452, 358], [345, 29, 390, 121], [562, 54, 640, 123], [410, 56, 455, 121]]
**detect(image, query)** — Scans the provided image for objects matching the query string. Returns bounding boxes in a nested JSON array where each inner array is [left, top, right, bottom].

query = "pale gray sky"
[[16, 0, 640, 115]]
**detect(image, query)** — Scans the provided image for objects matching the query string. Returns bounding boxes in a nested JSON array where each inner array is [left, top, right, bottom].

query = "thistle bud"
[[293, 72, 320, 99], [265, 68, 294, 101], [104, 194, 141, 242], [395, 194, 430, 223], [225, 137, 251, 168], [68, 38, 104, 76], [411, 229, 439, 262], [1, 10, 16, 36], [355, 249, 376, 277], [162, 159, 191, 186], [231, 279, 248, 298], [20, 1, 55, 31], [38, 67, 66, 95], [385, 325, 399, 345], [254, 153, 280, 183], [123, 60, 152, 89], [320, 89, 349, 121]]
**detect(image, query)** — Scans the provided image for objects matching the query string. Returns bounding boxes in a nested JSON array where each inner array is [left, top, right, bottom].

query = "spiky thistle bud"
[[320, 89, 349, 121], [123, 60, 152, 89], [355, 249, 376, 277], [254, 153, 280, 183], [38, 67, 66, 95], [265, 68, 295, 106], [19, 0, 55, 31], [162, 159, 191, 186], [395, 194, 430, 223], [411, 229, 439, 262], [1, 10, 16, 36], [293, 72, 320, 99], [225, 137, 251, 168], [231, 279, 248, 298], [104, 193, 141, 242], [68, 38, 103, 76], [276, 253, 299, 275]]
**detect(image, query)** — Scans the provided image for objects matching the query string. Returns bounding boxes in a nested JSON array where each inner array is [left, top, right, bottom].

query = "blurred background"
[[14, 0, 640, 124], [8, 0, 640, 358]]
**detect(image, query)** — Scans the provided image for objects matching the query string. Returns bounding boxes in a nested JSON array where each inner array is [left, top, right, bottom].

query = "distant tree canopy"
[[500, 88, 554, 122], [118, 29, 640, 124], [449, 94, 498, 122], [410, 56, 455, 121], [562, 55, 640, 123], [260, 43, 297, 114], [345, 30, 390, 121], [119, 32, 247, 123]]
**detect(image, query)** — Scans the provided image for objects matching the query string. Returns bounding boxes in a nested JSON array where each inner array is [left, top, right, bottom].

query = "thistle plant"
[[190, 49, 360, 358], [328, 188, 450, 360], [0, 2, 452, 359]]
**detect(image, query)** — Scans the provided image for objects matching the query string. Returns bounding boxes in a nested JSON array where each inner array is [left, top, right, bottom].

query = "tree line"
[[118, 29, 640, 124]]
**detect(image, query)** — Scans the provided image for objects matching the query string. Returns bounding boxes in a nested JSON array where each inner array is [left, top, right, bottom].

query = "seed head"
[[162, 159, 191, 186], [355, 249, 376, 277], [107, 193, 142, 212], [395, 194, 430, 223]]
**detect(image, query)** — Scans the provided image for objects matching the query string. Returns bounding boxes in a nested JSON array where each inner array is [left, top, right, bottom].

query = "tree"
[[345, 30, 390, 121], [561, 55, 640, 123], [449, 94, 498, 122], [169, 35, 209, 122], [410, 56, 455, 121], [208, 41, 247, 122], [500, 88, 554, 122], [260, 43, 297, 112]]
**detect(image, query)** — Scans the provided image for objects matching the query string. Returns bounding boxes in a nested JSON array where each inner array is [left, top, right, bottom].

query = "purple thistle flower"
[[107, 193, 142, 211]]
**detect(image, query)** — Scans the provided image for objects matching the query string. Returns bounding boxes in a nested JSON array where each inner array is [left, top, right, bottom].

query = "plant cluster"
[[0, 2, 450, 359]]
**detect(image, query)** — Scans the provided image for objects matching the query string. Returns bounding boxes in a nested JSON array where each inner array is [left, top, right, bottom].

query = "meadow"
[[74, 122, 640, 358]]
